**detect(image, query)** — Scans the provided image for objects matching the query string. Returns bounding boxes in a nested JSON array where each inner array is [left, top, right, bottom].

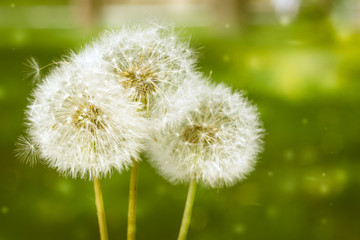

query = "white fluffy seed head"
[[22, 51, 147, 180], [93, 24, 199, 114], [147, 81, 264, 188]]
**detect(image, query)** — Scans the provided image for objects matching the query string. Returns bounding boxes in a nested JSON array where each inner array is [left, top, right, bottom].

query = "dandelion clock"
[[17, 49, 146, 240], [95, 24, 198, 114], [147, 81, 264, 240]]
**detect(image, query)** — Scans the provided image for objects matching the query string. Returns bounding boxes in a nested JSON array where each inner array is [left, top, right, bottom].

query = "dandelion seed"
[[23, 57, 41, 83], [15, 135, 40, 166]]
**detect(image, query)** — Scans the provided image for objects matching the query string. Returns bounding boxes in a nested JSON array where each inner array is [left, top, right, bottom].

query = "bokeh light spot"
[[247, 55, 261, 70], [302, 118, 308, 125], [223, 54, 230, 62], [283, 149, 294, 161], [319, 184, 329, 194], [11, 30, 28, 46], [156, 184, 166, 195], [1, 206, 9, 214], [233, 223, 246, 234], [57, 180, 72, 194], [266, 206, 279, 219]]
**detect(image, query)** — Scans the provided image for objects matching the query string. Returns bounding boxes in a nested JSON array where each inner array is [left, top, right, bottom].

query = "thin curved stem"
[[94, 178, 109, 240], [127, 160, 139, 240], [177, 179, 197, 240]]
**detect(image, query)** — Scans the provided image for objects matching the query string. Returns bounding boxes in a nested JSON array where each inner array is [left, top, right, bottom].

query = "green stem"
[[127, 160, 139, 240], [177, 179, 197, 240], [94, 178, 109, 240]]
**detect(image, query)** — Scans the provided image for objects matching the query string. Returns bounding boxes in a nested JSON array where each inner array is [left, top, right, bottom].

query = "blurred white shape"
[[272, 0, 301, 25], [0, 3, 211, 28], [103, 4, 211, 27], [331, 0, 360, 40]]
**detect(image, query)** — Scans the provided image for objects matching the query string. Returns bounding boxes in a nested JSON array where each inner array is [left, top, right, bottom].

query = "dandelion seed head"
[[23, 53, 147, 179], [147, 82, 264, 188], [95, 24, 198, 112]]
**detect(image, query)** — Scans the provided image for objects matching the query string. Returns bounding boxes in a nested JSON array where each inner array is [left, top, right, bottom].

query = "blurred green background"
[[1, 0, 360, 239]]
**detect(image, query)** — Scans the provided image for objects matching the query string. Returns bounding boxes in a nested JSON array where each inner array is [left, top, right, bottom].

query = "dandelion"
[[93, 24, 199, 240], [25, 54, 145, 179], [148, 82, 263, 187], [147, 81, 264, 240], [19, 50, 147, 240], [96, 24, 198, 114]]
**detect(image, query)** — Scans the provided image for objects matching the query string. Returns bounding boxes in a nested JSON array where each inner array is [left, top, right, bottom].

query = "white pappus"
[[93, 24, 199, 114], [21, 50, 147, 179], [147, 81, 264, 188]]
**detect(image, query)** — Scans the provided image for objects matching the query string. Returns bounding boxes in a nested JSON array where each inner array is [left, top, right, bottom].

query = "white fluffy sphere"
[[94, 24, 199, 113], [147, 81, 263, 188], [24, 52, 147, 179]]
